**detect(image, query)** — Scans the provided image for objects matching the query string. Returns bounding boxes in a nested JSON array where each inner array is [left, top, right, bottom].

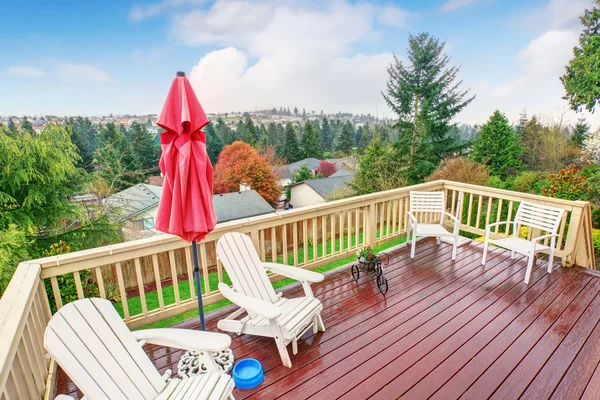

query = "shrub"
[[593, 229, 600, 252], [542, 164, 591, 201], [316, 160, 337, 177], [426, 157, 490, 185], [512, 171, 549, 194]]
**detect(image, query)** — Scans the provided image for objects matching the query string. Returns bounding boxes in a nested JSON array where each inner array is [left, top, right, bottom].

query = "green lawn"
[[114, 229, 407, 330]]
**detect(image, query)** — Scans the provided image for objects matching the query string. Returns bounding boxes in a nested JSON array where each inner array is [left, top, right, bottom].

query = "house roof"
[[213, 190, 275, 222], [105, 185, 275, 224], [293, 176, 354, 199], [104, 184, 163, 221], [276, 158, 322, 179], [330, 168, 355, 178]]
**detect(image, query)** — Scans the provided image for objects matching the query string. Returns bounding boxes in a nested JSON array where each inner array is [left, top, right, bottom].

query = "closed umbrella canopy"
[[155, 71, 216, 330], [155, 72, 217, 242]]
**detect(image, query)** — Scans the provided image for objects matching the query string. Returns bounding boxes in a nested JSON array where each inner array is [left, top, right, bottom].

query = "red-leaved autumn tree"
[[213, 141, 282, 205], [317, 160, 337, 177]]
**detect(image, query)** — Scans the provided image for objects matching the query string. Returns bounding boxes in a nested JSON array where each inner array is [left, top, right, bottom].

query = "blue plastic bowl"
[[232, 358, 264, 390]]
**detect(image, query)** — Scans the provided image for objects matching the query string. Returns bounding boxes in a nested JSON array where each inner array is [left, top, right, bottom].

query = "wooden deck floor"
[[55, 238, 600, 399]]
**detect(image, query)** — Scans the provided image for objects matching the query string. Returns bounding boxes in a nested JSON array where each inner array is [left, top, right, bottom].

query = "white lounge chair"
[[482, 201, 564, 284], [44, 298, 235, 400], [216, 232, 325, 368], [407, 191, 461, 260]]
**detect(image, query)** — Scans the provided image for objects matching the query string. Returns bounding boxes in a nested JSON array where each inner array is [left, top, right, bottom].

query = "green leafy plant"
[[542, 164, 591, 201], [356, 246, 378, 262]]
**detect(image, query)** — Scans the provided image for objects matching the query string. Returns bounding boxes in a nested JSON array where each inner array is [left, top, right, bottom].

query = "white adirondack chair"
[[216, 232, 325, 368], [44, 298, 235, 400], [482, 201, 564, 284], [407, 191, 461, 260]]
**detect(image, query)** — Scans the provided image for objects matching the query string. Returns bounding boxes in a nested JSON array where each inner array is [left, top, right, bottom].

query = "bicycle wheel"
[[374, 263, 382, 276], [376, 274, 388, 294], [379, 252, 390, 266], [351, 264, 360, 280]]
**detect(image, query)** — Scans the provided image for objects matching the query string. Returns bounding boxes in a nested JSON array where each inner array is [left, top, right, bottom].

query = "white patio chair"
[[407, 191, 461, 260], [216, 232, 325, 368], [44, 298, 235, 400], [482, 201, 564, 284]]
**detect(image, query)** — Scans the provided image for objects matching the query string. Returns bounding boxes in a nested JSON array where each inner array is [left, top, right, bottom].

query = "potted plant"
[[356, 247, 378, 264]]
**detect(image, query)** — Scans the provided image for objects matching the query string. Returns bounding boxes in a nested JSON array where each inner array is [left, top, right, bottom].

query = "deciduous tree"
[[561, 0, 600, 113], [317, 160, 337, 177], [213, 141, 282, 205]]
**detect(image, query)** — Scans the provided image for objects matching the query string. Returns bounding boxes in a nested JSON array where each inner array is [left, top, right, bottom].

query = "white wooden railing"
[[0, 180, 595, 399]]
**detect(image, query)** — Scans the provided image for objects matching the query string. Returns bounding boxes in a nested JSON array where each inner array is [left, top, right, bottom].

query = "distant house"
[[104, 184, 275, 240], [330, 168, 355, 179], [289, 176, 354, 208], [103, 184, 163, 239], [213, 191, 275, 223], [275, 158, 321, 187]]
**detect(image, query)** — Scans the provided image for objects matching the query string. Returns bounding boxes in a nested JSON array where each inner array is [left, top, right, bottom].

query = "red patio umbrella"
[[155, 71, 217, 330]]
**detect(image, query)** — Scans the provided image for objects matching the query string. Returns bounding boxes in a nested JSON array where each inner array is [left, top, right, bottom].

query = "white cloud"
[[177, 0, 404, 115], [6, 65, 46, 78], [439, 0, 481, 13], [129, 0, 206, 22], [57, 62, 111, 83]]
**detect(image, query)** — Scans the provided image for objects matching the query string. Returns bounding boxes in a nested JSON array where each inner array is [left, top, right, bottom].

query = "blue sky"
[[0, 0, 597, 127]]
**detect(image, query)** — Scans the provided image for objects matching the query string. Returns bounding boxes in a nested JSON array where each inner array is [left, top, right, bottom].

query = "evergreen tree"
[[321, 117, 334, 152], [516, 109, 528, 135], [358, 124, 371, 153], [300, 121, 322, 159], [471, 110, 523, 178], [235, 120, 247, 142], [244, 116, 257, 147], [205, 122, 224, 165], [256, 123, 268, 148], [336, 121, 355, 154], [561, 0, 600, 113], [7, 117, 16, 134], [130, 121, 160, 175], [20, 116, 34, 134], [97, 122, 141, 192], [351, 139, 407, 194], [382, 33, 474, 183], [572, 117, 591, 147], [519, 116, 545, 170], [216, 117, 236, 144], [282, 123, 302, 163], [69, 117, 97, 171], [293, 106, 299, 116], [355, 126, 363, 146]]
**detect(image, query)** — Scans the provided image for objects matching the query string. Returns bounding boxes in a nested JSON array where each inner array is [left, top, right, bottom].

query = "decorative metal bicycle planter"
[[351, 247, 389, 294]]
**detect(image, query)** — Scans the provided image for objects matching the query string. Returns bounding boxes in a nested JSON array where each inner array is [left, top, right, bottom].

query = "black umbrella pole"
[[191, 240, 206, 331]]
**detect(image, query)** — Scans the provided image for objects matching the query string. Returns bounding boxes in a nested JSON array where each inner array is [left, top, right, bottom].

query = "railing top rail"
[[439, 180, 589, 210], [0, 262, 42, 386]]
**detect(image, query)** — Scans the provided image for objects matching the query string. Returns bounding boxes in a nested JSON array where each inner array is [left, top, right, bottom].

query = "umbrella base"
[[177, 349, 235, 377]]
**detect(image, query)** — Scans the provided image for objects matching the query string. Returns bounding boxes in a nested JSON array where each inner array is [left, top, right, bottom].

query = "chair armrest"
[[443, 212, 460, 224], [131, 328, 231, 352], [263, 262, 324, 283], [532, 233, 559, 243], [485, 221, 512, 229], [407, 212, 418, 224], [218, 283, 281, 320]]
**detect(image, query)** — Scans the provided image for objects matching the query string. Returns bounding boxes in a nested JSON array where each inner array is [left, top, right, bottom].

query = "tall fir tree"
[[244, 116, 257, 147], [516, 109, 528, 135], [20, 116, 34, 134], [571, 117, 591, 147], [300, 120, 322, 159], [336, 121, 355, 154], [383, 33, 474, 183], [282, 123, 302, 163], [69, 117, 97, 171], [204, 121, 224, 165], [471, 110, 523, 178], [6, 117, 17, 134], [216, 117, 236, 144], [321, 117, 334, 152], [561, 0, 600, 113], [130, 121, 160, 175]]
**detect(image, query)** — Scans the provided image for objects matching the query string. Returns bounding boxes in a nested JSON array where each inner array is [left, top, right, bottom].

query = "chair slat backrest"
[[410, 191, 445, 225], [217, 232, 279, 307], [44, 298, 166, 400], [514, 201, 564, 235]]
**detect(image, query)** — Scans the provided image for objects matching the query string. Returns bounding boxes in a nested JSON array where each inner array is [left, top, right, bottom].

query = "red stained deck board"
[[54, 239, 600, 400]]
